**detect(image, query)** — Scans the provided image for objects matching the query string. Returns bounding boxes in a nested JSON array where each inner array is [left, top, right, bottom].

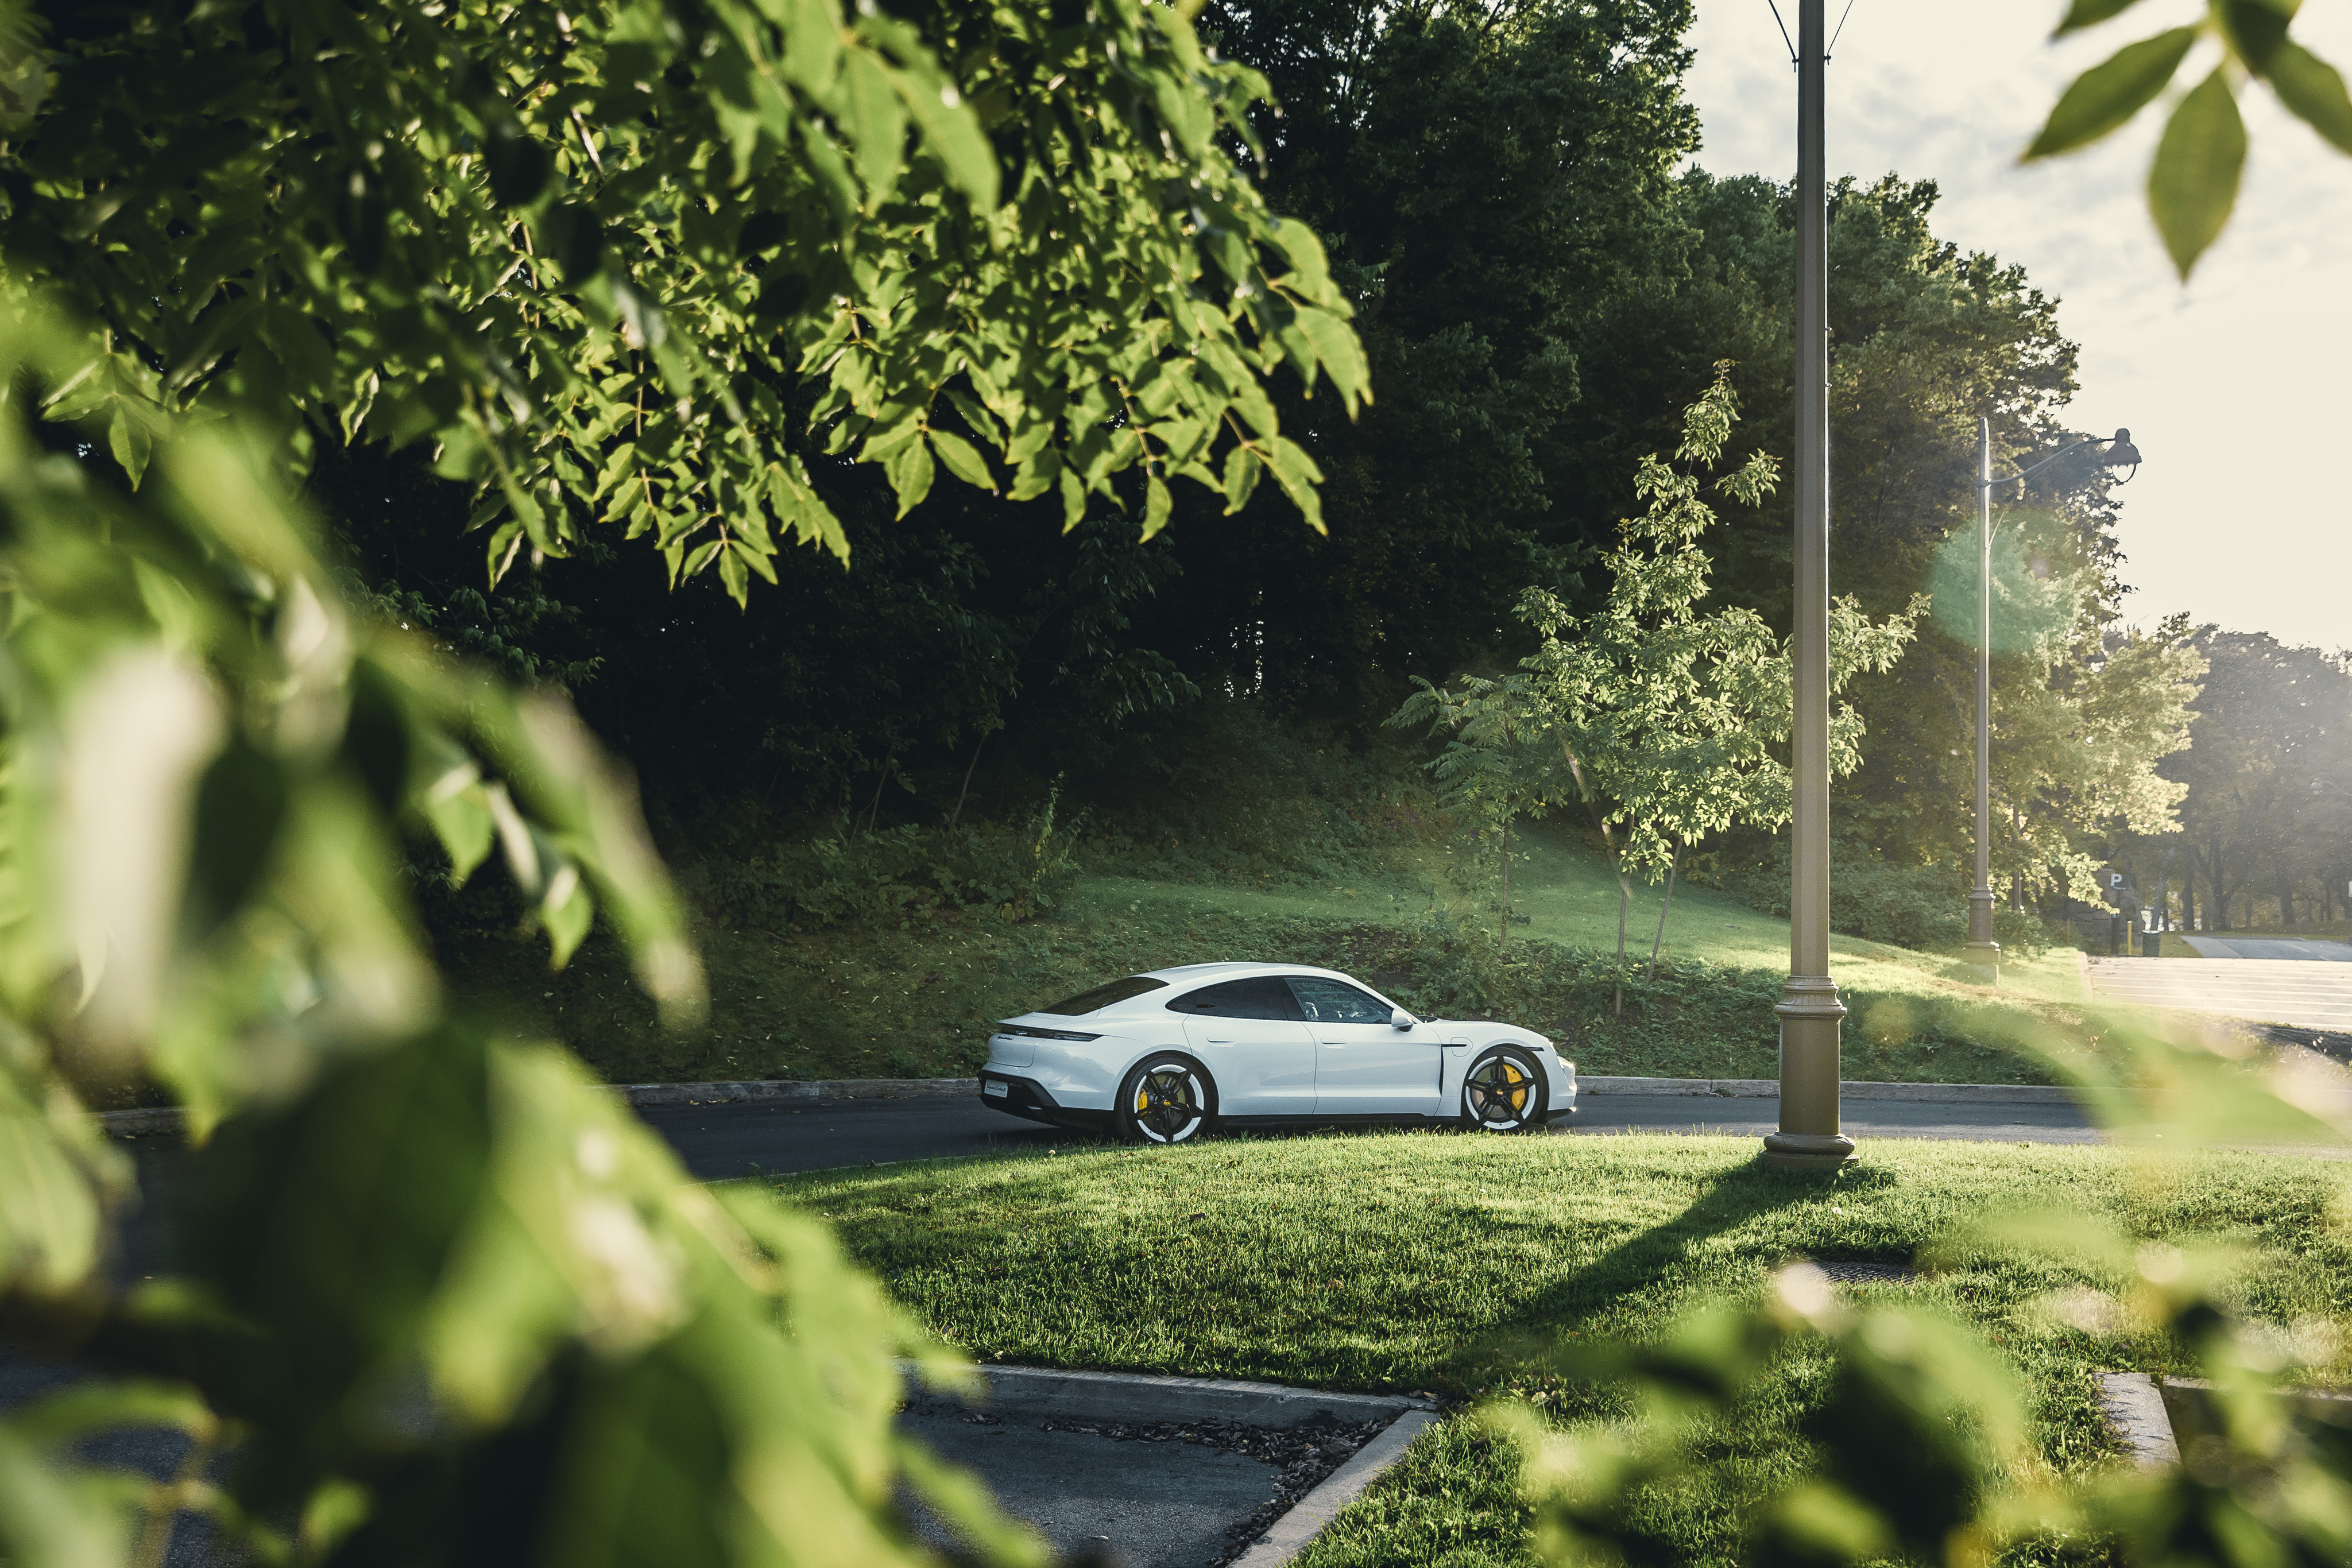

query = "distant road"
[[2085, 954, 2352, 1032], [2181, 937, 2352, 962]]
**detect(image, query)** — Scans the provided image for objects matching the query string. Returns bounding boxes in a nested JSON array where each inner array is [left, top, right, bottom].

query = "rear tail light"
[[995, 1023, 1102, 1042]]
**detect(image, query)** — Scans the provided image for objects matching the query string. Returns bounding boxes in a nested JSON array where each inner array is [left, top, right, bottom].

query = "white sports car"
[[978, 962, 1576, 1144]]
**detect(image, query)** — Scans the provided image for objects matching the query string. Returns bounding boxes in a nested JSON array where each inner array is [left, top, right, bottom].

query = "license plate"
[[984, 1081, 1009, 1098]]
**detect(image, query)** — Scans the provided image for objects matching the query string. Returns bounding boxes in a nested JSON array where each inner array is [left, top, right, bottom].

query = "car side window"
[[1166, 978, 1302, 1020], [1287, 977, 1391, 1024]]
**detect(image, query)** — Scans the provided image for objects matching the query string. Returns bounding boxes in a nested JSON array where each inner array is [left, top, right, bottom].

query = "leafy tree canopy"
[[0, 0, 1367, 601]]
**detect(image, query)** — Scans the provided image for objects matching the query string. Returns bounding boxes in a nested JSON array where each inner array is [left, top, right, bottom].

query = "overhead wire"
[[1765, 0, 1796, 67], [1828, 0, 1859, 57], [1765, 0, 1861, 65]]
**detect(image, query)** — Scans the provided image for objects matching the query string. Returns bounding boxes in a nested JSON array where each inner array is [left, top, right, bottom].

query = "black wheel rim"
[[1134, 1067, 1204, 1143], [1465, 1057, 1533, 1125]]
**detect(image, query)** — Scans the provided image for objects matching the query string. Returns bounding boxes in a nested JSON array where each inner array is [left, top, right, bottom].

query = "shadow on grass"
[[1450, 1156, 1904, 1390]]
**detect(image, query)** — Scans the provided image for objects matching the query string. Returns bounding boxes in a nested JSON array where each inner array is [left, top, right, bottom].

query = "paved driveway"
[[2087, 955, 2352, 1031]]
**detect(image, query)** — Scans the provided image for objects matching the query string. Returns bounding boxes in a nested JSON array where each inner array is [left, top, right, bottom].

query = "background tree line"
[[307, 0, 2234, 937]]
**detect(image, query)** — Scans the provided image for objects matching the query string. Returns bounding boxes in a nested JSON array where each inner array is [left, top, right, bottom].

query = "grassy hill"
[[432, 818, 2099, 1090]]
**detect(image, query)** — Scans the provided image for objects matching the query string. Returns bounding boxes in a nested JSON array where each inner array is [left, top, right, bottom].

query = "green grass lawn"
[[440, 820, 2101, 1090], [772, 1130, 2352, 1567]]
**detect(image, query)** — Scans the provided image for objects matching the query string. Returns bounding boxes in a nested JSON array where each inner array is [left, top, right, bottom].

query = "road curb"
[[96, 1075, 982, 1139], [912, 1362, 1435, 1430], [1229, 1408, 1440, 1568], [2094, 1373, 2179, 1468]]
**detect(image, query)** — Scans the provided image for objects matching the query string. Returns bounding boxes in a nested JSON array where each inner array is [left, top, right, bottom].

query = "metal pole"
[[1963, 416, 2001, 978], [1765, 0, 1853, 1171]]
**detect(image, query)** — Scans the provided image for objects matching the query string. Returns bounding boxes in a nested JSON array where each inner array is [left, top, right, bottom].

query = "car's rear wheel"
[[1115, 1054, 1216, 1145], [1460, 1046, 1545, 1133]]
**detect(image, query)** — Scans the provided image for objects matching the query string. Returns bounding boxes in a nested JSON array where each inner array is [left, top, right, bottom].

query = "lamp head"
[[2102, 428, 2142, 468]]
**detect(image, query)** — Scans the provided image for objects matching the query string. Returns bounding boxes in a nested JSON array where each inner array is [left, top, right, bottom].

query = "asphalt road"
[[902, 1396, 1279, 1567], [637, 1089, 2106, 1180]]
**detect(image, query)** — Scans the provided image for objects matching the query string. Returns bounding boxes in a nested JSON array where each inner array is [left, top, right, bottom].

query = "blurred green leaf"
[[2053, 0, 2148, 36], [2271, 41, 2352, 153], [0, 1427, 125, 1568], [2216, 0, 2295, 73], [2149, 66, 2249, 278], [2023, 26, 2199, 158]]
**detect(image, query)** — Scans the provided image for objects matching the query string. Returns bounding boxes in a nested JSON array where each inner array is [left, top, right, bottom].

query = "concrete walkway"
[[2086, 955, 2352, 1031]]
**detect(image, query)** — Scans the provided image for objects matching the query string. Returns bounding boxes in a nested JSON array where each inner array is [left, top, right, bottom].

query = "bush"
[[698, 785, 1085, 930], [1716, 842, 2051, 956]]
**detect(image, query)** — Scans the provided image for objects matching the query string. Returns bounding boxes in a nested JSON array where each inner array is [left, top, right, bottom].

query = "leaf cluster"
[[2026, 0, 2352, 277], [0, 295, 1038, 1565], [0, 0, 1367, 604]]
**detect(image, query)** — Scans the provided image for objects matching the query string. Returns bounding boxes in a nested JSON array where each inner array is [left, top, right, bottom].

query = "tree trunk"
[[1612, 869, 1631, 1018], [2280, 870, 2295, 930], [2210, 846, 2228, 930], [864, 760, 892, 835], [1500, 816, 1511, 947], [947, 733, 988, 830], [1647, 841, 1681, 983]]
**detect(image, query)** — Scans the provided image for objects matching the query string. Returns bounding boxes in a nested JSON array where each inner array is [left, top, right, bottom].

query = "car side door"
[[1288, 975, 1443, 1116], [1171, 978, 1315, 1117]]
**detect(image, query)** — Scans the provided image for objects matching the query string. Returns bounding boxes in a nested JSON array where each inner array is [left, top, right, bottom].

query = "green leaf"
[[0, 1082, 111, 1293], [928, 429, 995, 492], [1141, 476, 1171, 542], [1291, 305, 1371, 416], [1262, 436, 1325, 534], [840, 51, 908, 201], [2148, 66, 2247, 279], [2023, 26, 2199, 158], [731, 539, 778, 585], [0, 1427, 122, 1568], [884, 437, 934, 516], [422, 767, 495, 885], [1220, 444, 1260, 516], [718, 540, 749, 606], [1058, 465, 1086, 531], [543, 865, 593, 964], [106, 406, 150, 488], [887, 62, 1000, 208], [2216, 0, 2294, 73], [2270, 42, 2352, 152], [184, 741, 291, 942], [485, 118, 552, 207], [2053, 0, 2148, 36]]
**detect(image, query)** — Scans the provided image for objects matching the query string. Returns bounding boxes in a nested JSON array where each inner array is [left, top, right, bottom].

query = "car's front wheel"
[[1460, 1046, 1546, 1133], [1115, 1054, 1216, 1145]]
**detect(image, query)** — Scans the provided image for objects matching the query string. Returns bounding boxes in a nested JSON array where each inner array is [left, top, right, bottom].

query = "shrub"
[[699, 785, 1086, 930]]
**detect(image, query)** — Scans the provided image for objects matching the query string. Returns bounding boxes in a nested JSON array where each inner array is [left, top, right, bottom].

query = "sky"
[[1683, 1, 2352, 656]]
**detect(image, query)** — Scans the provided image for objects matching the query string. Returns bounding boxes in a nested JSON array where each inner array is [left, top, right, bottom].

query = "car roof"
[[1138, 962, 1354, 985]]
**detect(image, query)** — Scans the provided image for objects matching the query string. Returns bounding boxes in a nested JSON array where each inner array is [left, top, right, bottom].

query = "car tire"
[[1459, 1045, 1546, 1133], [1114, 1053, 1217, 1145]]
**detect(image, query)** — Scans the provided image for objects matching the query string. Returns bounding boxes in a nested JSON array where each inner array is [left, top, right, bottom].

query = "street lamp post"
[[1963, 423, 2144, 982], [1763, 0, 1850, 1171]]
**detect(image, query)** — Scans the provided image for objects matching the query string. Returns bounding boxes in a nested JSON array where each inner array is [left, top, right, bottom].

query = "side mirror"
[[1391, 1008, 1417, 1031]]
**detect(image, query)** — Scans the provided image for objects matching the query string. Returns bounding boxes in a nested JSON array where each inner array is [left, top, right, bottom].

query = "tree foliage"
[[2140, 629, 2352, 930], [0, 0, 1367, 602], [1393, 366, 1921, 974], [0, 295, 1049, 1564]]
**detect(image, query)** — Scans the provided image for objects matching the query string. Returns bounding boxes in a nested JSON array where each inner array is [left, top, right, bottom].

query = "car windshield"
[[1037, 975, 1169, 1016]]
